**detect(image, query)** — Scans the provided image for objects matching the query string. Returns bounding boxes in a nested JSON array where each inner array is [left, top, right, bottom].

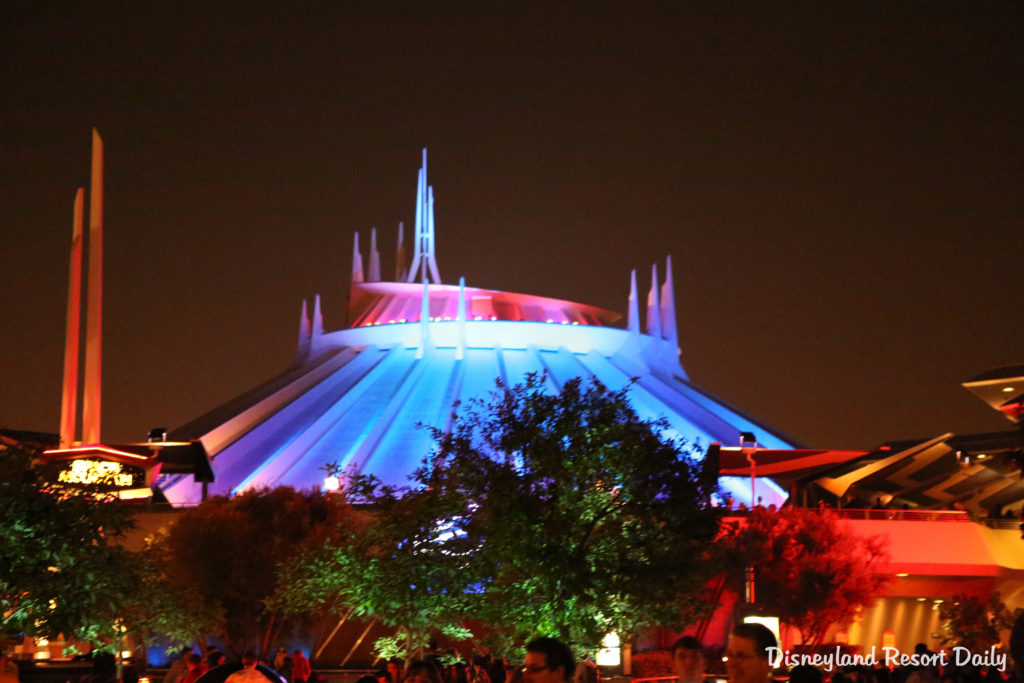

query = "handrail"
[[833, 508, 971, 522], [724, 508, 974, 522], [982, 518, 1022, 530]]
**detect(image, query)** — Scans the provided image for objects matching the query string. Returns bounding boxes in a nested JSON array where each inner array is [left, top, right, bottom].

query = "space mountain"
[[160, 150, 801, 506]]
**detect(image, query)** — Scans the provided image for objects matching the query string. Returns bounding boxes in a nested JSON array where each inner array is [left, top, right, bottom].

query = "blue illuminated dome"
[[161, 150, 800, 506]]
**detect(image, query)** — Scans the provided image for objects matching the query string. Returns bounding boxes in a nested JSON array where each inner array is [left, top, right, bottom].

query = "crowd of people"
[[63, 622, 1014, 683], [3, 626, 1016, 683], [161, 646, 312, 683], [358, 638, 578, 683], [357, 651, 512, 683]]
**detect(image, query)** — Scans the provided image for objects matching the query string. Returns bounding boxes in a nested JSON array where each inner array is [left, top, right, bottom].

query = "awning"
[[717, 447, 869, 487]]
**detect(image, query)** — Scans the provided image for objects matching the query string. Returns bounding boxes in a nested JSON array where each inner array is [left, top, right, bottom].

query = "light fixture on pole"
[[740, 432, 758, 505]]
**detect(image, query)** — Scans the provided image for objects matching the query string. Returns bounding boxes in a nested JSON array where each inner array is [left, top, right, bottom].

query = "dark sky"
[[2, 2, 1022, 450]]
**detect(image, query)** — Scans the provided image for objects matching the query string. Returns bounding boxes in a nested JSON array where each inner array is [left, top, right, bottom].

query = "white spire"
[[659, 255, 687, 378], [646, 262, 661, 340], [368, 227, 381, 282], [395, 221, 407, 281], [294, 298, 312, 363], [426, 184, 440, 283], [407, 160, 424, 282], [312, 293, 324, 338], [660, 255, 678, 346], [627, 268, 641, 346], [405, 149, 441, 284], [456, 276, 467, 360], [351, 232, 364, 286]]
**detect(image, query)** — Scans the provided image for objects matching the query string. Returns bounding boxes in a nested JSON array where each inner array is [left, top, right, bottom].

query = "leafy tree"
[[274, 473, 477, 662], [145, 486, 343, 657], [935, 591, 1022, 651], [422, 373, 722, 650], [715, 506, 889, 647], [0, 441, 142, 648], [278, 374, 721, 656]]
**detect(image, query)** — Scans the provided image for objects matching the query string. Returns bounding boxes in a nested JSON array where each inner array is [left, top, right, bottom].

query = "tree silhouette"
[[716, 505, 889, 647], [0, 442, 141, 648], [145, 486, 344, 657], [278, 373, 723, 654]]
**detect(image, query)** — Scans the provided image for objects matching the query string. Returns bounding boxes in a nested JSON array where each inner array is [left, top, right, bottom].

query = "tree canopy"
[[279, 373, 723, 654], [936, 591, 1022, 651], [715, 505, 889, 646], [0, 441, 141, 647], [274, 474, 477, 662], [144, 486, 345, 657]]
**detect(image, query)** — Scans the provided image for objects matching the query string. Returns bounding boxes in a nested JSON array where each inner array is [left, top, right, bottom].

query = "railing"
[[834, 508, 971, 522], [631, 676, 727, 683], [982, 517, 1022, 530], [817, 508, 1023, 528], [726, 509, 975, 522]]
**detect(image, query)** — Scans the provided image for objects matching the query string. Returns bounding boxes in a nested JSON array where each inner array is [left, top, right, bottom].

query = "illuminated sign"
[[41, 445, 181, 501], [50, 458, 150, 499], [57, 459, 137, 487]]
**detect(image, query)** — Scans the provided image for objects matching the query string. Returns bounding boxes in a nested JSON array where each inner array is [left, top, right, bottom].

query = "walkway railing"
[[833, 508, 971, 522]]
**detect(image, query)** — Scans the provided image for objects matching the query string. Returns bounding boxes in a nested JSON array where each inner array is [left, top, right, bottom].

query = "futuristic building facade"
[[161, 150, 800, 505]]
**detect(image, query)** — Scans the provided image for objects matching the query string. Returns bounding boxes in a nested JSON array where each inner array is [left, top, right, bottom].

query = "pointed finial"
[[426, 184, 441, 284], [294, 299, 312, 364], [660, 255, 677, 344], [405, 149, 441, 284], [659, 255, 687, 378], [299, 298, 311, 341], [312, 294, 324, 338], [368, 227, 381, 282], [646, 263, 661, 339], [627, 268, 640, 344], [351, 232, 364, 286], [456, 276, 467, 360], [406, 156, 426, 283], [395, 221, 407, 281]]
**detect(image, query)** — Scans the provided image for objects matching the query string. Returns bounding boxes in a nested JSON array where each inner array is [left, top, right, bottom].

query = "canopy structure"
[[800, 430, 1024, 515], [962, 364, 1024, 423], [717, 446, 869, 493], [160, 150, 802, 505]]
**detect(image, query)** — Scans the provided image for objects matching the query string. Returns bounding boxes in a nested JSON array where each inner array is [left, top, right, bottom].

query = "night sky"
[[2, 2, 1022, 450]]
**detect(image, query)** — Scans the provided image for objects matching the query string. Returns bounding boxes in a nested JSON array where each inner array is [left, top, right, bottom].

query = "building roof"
[[163, 317, 801, 505], [0, 427, 59, 452], [964, 364, 1024, 384], [798, 430, 1024, 516], [42, 441, 215, 482], [962, 364, 1024, 423], [160, 151, 803, 505]]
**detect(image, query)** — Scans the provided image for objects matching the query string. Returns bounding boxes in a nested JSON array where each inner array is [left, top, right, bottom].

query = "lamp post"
[[740, 432, 757, 505]]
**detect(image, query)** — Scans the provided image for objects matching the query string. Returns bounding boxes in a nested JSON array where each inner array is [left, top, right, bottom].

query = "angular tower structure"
[[60, 130, 104, 447], [160, 151, 801, 505]]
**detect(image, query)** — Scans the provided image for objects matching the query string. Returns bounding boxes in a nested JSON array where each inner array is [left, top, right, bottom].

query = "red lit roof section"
[[346, 281, 622, 328]]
